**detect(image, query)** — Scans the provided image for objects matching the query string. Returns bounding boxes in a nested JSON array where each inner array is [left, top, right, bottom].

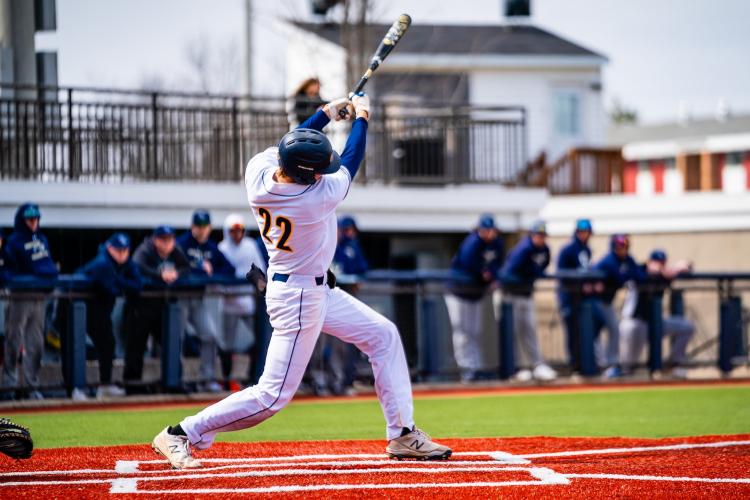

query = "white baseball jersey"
[[244, 147, 352, 277]]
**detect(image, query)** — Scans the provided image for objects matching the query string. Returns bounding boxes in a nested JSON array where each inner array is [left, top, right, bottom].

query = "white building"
[[282, 21, 607, 161]]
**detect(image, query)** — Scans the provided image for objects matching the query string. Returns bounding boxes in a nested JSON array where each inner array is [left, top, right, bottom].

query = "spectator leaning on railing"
[[500, 221, 557, 382], [445, 214, 505, 383], [75, 233, 142, 399], [2, 203, 58, 400], [619, 250, 695, 378], [556, 218, 599, 369], [592, 234, 647, 378], [124, 225, 190, 393], [218, 213, 266, 391], [177, 210, 236, 393]]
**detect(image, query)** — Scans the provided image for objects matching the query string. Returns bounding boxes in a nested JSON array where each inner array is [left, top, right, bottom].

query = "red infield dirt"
[[1, 434, 749, 498]]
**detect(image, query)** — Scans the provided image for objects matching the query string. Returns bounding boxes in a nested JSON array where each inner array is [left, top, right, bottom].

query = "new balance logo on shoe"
[[411, 440, 423, 450], [168, 445, 179, 454]]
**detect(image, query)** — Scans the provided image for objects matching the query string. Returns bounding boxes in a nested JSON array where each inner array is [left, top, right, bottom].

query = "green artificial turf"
[[10, 385, 750, 449]]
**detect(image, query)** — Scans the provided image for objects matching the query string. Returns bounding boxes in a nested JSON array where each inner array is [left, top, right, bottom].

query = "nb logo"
[[168, 445, 179, 453], [411, 440, 423, 450]]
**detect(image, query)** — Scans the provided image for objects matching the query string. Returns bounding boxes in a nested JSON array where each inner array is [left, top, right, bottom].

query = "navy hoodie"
[[594, 248, 645, 304], [501, 236, 550, 296], [77, 245, 143, 309], [132, 237, 191, 286], [176, 232, 235, 278], [334, 235, 369, 275], [4, 204, 58, 279], [556, 234, 592, 307], [448, 231, 505, 300]]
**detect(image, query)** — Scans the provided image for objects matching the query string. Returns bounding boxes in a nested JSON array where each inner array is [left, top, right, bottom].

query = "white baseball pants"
[[181, 277, 415, 449]]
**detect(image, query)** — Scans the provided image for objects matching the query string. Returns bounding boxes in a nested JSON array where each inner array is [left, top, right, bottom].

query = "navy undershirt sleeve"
[[340, 118, 368, 180]]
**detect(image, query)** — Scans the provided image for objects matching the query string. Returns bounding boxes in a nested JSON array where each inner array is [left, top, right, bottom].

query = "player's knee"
[[376, 318, 401, 352]]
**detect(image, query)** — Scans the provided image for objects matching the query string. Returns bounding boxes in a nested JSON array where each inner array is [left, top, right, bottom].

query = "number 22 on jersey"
[[258, 208, 294, 252]]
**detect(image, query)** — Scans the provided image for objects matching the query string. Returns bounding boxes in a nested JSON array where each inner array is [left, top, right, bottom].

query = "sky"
[[34, 0, 750, 124]]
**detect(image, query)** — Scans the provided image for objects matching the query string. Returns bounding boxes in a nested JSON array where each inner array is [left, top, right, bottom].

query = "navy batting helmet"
[[278, 128, 341, 185]]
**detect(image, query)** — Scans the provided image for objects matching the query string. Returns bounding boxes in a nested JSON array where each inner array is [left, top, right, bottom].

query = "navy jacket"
[[334, 236, 369, 275], [78, 245, 143, 310], [630, 264, 671, 322], [176, 232, 235, 278], [0, 242, 8, 284], [594, 252, 645, 304], [556, 235, 593, 307], [448, 232, 505, 301], [3, 204, 58, 278], [501, 236, 550, 296], [132, 237, 191, 285]]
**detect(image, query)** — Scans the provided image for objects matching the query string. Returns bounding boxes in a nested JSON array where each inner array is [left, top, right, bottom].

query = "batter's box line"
[[109, 466, 569, 494], [116, 450, 530, 473]]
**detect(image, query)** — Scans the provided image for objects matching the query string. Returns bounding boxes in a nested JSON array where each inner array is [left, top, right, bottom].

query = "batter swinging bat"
[[339, 13, 412, 118]]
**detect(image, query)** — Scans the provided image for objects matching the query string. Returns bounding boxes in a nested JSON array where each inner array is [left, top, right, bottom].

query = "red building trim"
[[650, 160, 665, 193], [623, 161, 638, 193]]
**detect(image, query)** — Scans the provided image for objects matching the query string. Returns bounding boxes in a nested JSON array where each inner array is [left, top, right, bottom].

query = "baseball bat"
[[339, 13, 412, 118]]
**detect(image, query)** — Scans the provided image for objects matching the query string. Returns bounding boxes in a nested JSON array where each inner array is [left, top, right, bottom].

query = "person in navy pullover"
[[500, 221, 557, 382], [177, 210, 235, 393], [77, 233, 142, 398], [445, 214, 505, 382], [334, 216, 369, 276], [2, 203, 58, 398], [556, 219, 595, 368], [592, 234, 646, 377]]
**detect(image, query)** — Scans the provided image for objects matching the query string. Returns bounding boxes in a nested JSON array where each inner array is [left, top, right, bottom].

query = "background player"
[[152, 94, 451, 469]]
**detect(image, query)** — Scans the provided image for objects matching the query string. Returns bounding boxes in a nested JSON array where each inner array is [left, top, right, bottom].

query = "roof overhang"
[[384, 53, 606, 71], [623, 132, 750, 161]]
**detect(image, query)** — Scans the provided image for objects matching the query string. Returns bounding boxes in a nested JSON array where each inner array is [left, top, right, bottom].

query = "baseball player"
[[152, 94, 451, 468]]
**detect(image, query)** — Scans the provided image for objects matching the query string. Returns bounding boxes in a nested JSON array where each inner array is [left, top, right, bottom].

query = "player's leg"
[[663, 316, 695, 375], [619, 317, 647, 373], [321, 287, 451, 460], [154, 285, 327, 468], [22, 300, 45, 393], [446, 294, 482, 380]]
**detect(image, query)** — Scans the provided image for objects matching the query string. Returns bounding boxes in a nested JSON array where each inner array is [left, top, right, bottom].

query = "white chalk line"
[[0, 460, 510, 478], [0, 465, 543, 488], [565, 473, 750, 484], [518, 439, 750, 459]]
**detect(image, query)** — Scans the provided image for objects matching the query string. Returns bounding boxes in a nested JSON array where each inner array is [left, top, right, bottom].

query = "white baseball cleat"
[[151, 427, 203, 469], [532, 363, 558, 381], [386, 427, 452, 461]]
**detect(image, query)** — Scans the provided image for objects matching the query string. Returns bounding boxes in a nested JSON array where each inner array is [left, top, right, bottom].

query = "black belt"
[[272, 273, 325, 286]]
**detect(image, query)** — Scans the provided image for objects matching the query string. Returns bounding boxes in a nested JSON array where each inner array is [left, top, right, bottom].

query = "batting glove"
[[350, 92, 370, 120], [324, 97, 354, 121]]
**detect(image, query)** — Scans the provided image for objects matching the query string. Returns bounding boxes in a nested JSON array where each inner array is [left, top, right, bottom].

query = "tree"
[[609, 98, 638, 125]]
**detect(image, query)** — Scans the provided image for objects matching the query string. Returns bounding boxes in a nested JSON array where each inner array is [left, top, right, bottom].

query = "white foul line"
[[564, 473, 750, 484], [518, 439, 750, 459]]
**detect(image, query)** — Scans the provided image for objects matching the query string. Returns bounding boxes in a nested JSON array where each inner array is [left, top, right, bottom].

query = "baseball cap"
[[530, 220, 547, 235], [23, 204, 41, 219], [153, 225, 176, 237], [649, 249, 668, 263], [478, 214, 495, 229], [107, 232, 130, 249], [225, 213, 245, 230], [575, 218, 593, 232], [338, 215, 358, 230], [192, 209, 211, 226]]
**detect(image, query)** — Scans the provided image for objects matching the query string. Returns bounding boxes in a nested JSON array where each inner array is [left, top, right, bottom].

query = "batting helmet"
[[278, 128, 341, 185]]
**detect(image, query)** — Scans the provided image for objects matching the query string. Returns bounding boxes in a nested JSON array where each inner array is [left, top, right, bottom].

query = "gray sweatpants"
[[180, 298, 219, 381], [2, 299, 45, 389], [620, 316, 695, 370], [505, 295, 544, 367], [595, 302, 620, 368], [445, 294, 484, 372]]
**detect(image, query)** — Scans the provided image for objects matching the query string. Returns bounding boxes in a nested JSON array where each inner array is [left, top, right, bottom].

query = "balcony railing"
[[0, 84, 527, 185]]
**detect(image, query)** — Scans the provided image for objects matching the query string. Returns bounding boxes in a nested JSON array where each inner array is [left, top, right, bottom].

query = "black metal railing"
[[0, 84, 526, 185]]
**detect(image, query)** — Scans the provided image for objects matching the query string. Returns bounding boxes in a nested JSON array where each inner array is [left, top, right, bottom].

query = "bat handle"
[[338, 79, 369, 119]]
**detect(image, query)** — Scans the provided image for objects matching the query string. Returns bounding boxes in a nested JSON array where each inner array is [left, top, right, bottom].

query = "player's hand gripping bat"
[[339, 13, 412, 119]]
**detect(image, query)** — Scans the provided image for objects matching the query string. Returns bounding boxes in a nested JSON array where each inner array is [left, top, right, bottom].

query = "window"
[[553, 91, 581, 136]]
